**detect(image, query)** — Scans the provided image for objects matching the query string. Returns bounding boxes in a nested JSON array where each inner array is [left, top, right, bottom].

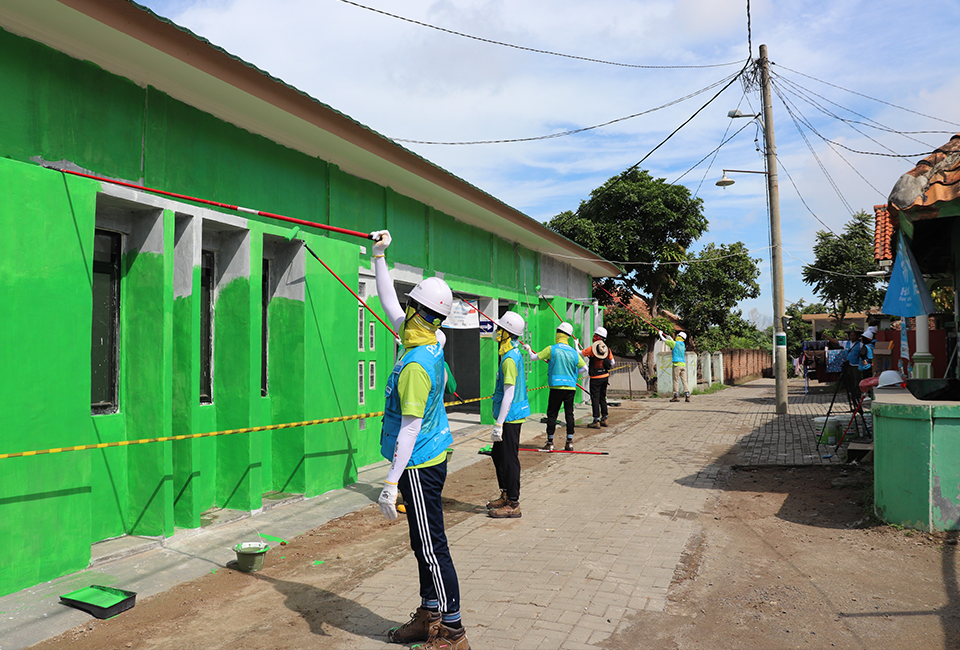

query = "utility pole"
[[759, 44, 788, 414]]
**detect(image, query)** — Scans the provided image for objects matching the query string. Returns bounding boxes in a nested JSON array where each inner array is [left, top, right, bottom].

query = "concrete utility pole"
[[759, 43, 788, 414]]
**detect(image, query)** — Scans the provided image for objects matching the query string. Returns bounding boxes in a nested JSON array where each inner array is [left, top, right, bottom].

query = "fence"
[[720, 348, 772, 384]]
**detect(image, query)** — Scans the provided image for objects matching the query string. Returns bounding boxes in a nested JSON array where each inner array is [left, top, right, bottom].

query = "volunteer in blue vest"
[[524, 322, 587, 451], [370, 230, 470, 650], [486, 311, 530, 519], [659, 330, 690, 402]]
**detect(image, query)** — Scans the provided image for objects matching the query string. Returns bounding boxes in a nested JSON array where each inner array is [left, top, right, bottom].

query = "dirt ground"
[[34, 403, 960, 650]]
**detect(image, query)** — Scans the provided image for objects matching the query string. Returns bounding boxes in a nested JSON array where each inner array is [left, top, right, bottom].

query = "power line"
[[774, 156, 836, 234], [546, 245, 772, 266], [773, 83, 855, 215], [773, 63, 960, 129], [672, 119, 754, 185], [336, 0, 745, 70], [773, 80, 887, 199], [392, 71, 742, 145]]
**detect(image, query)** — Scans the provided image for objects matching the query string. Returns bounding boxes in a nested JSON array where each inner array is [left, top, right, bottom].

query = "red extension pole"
[[48, 167, 374, 240], [519, 447, 609, 456]]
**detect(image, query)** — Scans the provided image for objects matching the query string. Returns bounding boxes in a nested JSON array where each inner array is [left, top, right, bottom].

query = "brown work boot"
[[685, 394, 691, 403], [415, 622, 471, 649], [542, 442, 554, 451], [587, 420, 601, 429], [486, 490, 508, 510], [388, 607, 441, 644], [600, 417, 609, 427], [489, 501, 521, 518], [564, 441, 574, 452], [670, 394, 680, 402]]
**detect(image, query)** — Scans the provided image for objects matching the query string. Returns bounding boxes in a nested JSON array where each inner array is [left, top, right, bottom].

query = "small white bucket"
[[812, 416, 843, 446]]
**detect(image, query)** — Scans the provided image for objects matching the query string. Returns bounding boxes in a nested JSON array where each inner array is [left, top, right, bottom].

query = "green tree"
[[801, 211, 883, 328], [697, 312, 768, 353], [548, 168, 707, 386], [662, 242, 761, 344]]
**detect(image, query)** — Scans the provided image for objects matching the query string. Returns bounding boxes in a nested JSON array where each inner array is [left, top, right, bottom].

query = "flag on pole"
[[881, 231, 936, 318]]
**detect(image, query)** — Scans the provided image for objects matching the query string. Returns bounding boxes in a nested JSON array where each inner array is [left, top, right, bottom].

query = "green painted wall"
[[874, 400, 960, 531], [0, 25, 599, 598]]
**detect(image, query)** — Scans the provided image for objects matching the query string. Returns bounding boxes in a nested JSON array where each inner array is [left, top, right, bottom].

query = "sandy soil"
[[33, 403, 960, 650]]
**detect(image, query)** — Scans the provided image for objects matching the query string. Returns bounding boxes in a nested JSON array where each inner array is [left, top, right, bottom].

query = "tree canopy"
[[662, 241, 761, 344], [548, 168, 707, 316], [801, 210, 882, 327]]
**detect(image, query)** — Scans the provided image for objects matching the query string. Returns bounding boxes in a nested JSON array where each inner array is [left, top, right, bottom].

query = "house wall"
[[0, 26, 598, 597]]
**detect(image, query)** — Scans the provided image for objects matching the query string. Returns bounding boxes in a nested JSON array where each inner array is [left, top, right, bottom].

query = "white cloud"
[[139, 0, 960, 317]]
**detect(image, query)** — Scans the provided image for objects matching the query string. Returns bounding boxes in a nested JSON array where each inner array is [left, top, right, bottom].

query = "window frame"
[[91, 228, 122, 414]]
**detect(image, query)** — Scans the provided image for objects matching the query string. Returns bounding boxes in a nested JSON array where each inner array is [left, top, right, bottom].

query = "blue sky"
[[135, 0, 960, 326]]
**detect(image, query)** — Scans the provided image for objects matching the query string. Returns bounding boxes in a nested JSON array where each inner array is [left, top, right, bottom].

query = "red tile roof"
[[888, 133, 960, 220], [873, 204, 896, 261]]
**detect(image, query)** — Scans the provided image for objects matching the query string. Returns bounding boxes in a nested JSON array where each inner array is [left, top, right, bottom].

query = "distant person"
[[525, 322, 586, 451], [583, 326, 614, 429], [659, 330, 689, 402]]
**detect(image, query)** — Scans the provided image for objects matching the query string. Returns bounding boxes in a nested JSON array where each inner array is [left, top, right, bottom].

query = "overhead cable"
[[773, 63, 960, 129], [773, 81, 887, 199], [774, 157, 836, 234], [583, 61, 750, 208], [336, 0, 745, 69], [393, 71, 742, 145]]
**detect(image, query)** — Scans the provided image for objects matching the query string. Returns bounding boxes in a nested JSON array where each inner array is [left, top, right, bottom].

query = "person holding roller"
[[486, 311, 530, 519], [583, 326, 614, 428], [659, 330, 689, 402], [370, 230, 470, 650], [524, 322, 586, 451]]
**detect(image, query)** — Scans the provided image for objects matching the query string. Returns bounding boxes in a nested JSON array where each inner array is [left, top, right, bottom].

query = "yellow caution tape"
[[0, 384, 550, 460]]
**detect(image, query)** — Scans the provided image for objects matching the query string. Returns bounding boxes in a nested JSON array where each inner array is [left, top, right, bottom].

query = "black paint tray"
[[60, 585, 137, 619]]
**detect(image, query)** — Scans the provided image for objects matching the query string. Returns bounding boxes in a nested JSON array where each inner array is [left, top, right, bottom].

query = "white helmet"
[[677, 331, 687, 340], [877, 370, 904, 388], [594, 326, 608, 339], [407, 277, 453, 319], [497, 311, 525, 337], [557, 322, 574, 336]]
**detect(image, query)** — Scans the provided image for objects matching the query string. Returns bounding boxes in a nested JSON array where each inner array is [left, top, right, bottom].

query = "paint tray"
[[478, 445, 492, 456], [60, 585, 137, 619]]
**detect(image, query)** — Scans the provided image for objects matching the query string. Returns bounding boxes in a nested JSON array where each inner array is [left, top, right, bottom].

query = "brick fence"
[[720, 348, 772, 384]]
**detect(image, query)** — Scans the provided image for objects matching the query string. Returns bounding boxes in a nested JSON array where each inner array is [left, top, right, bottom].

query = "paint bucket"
[[445, 448, 454, 462], [233, 542, 270, 572], [812, 416, 843, 446]]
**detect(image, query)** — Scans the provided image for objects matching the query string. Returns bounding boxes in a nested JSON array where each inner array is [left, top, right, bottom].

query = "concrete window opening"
[[369, 361, 376, 391], [261, 258, 269, 396], [91, 228, 121, 414], [358, 361, 365, 405], [199, 250, 215, 404], [358, 306, 365, 351], [368, 321, 376, 351]]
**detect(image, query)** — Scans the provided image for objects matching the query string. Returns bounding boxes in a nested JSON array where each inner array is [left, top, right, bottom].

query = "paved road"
[[2, 378, 851, 649]]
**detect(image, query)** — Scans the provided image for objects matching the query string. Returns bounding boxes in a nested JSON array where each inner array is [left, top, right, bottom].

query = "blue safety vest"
[[547, 342, 579, 388], [492, 344, 530, 422], [672, 339, 686, 366], [380, 343, 452, 467]]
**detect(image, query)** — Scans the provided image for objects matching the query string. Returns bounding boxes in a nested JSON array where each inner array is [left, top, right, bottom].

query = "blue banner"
[[881, 231, 936, 317]]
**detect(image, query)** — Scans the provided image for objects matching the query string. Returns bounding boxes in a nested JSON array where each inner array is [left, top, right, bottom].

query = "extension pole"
[[462, 297, 590, 394], [48, 167, 374, 240], [594, 283, 661, 332], [302, 243, 399, 340], [519, 447, 609, 456]]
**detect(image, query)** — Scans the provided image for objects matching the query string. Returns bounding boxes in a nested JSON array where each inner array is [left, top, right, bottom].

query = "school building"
[[0, 0, 618, 597]]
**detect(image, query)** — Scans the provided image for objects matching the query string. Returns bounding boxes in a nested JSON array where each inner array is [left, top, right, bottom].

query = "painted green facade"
[[873, 394, 960, 532], [0, 25, 600, 597]]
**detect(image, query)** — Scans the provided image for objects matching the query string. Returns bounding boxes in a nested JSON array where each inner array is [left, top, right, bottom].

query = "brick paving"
[[330, 378, 857, 649]]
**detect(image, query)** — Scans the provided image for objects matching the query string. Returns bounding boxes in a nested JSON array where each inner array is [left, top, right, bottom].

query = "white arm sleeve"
[[495, 384, 515, 426], [374, 256, 405, 330], [385, 415, 421, 484]]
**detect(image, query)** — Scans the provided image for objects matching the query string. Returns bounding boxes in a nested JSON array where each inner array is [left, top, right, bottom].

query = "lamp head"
[[716, 172, 735, 188]]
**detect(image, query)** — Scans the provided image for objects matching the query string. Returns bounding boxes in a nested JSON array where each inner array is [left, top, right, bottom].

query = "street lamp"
[[718, 44, 788, 415]]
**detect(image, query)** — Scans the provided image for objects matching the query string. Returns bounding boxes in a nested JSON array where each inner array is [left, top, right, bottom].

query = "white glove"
[[370, 230, 392, 256], [491, 425, 503, 442], [522, 343, 533, 354], [378, 481, 399, 520]]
